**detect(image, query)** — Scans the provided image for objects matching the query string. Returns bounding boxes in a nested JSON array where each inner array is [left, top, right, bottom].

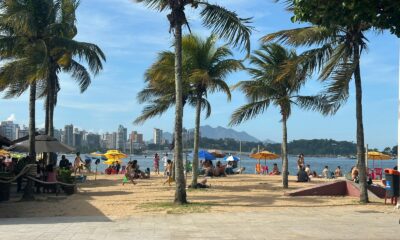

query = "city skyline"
[[0, 0, 398, 149]]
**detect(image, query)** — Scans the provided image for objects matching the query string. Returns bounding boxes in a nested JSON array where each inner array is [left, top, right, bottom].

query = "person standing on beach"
[[162, 153, 168, 176], [297, 153, 305, 170], [153, 153, 160, 175], [74, 152, 84, 175]]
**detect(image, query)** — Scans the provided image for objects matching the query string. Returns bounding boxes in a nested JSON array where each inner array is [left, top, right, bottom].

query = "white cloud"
[[6, 113, 16, 121]]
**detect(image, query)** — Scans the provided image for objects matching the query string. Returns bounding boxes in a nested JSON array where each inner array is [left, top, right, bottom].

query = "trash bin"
[[384, 169, 400, 198], [0, 182, 11, 201]]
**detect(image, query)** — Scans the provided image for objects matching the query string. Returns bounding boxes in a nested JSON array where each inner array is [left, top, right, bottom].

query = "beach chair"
[[374, 168, 383, 180], [262, 165, 269, 175]]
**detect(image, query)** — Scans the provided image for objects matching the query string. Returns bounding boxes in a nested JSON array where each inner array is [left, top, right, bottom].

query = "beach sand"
[[0, 174, 392, 218]]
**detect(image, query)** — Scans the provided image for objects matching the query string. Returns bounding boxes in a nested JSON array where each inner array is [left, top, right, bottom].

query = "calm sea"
[[62, 154, 398, 176]]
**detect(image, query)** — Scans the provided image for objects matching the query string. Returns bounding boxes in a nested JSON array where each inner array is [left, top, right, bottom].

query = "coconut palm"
[[263, 25, 370, 202], [229, 43, 329, 188], [0, 1, 105, 201], [135, 0, 252, 204], [135, 35, 242, 188], [0, 0, 105, 139]]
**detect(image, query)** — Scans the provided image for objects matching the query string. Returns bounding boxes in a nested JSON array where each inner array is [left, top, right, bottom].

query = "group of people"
[[105, 162, 121, 175], [123, 160, 151, 185], [201, 159, 245, 177]]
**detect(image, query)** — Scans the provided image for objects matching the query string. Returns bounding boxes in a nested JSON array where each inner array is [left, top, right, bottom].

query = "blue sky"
[[0, 0, 398, 149]]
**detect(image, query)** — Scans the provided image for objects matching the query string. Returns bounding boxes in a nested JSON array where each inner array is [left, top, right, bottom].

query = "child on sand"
[[163, 160, 173, 186]]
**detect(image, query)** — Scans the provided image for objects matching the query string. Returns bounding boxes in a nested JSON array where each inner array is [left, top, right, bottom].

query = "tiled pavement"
[[0, 207, 399, 240]]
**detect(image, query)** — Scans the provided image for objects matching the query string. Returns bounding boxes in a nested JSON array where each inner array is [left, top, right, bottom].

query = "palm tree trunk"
[[44, 90, 49, 135], [354, 43, 368, 203], [29, 83, 36, 160], [191, 96, 202, 188], [173, 22, 187, 204], [47, 74, 56, 165], [23, 82, 36, 201], [281, 114, 289, 189], [48, 75, 55, 137]]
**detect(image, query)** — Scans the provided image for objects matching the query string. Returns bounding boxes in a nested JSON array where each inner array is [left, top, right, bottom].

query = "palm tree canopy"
[[135, 0, 253, 54], [262, 26, 369, 114], [134, 34, 243, 124], [230, 43, 329, 126], [0, 0, 106, 98]]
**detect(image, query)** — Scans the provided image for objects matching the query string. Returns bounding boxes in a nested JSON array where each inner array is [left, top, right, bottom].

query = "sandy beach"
[[0, 174, 394, 218]]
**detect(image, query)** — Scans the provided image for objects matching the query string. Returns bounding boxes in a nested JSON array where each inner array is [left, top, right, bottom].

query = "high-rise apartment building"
[[117, 125, 127, 152], [0, 121, 18, 140], [87, 133, 101, 150], [62, 124, 73, 146], [16, 125, 29, 139], [153, 128, 163, 145]]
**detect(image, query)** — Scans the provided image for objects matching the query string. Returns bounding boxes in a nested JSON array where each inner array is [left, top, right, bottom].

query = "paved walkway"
[[0, 207, 399, 240]]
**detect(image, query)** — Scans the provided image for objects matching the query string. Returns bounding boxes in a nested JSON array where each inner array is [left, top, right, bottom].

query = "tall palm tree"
[[135, 35, 242, 188], [263, 25, 370, 202], [135, 0, 252, 204], [0, 1, 105, 199], [229, 43, 328, 188], [1, 0, 105, 139]]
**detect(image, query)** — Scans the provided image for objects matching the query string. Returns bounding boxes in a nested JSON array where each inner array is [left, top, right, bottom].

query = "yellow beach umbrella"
[[104, 150, 127, 160], [250, 151, 280, 160], [0, 149, 10, 157], [367, 151, 391, 160], [103, 159, 123, 165], [367, 151, 392, 169], [250, 151, 280, 173]]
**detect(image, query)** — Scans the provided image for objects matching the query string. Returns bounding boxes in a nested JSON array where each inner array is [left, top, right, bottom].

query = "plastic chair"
[[374, 168, 383, 180], [262, 165, 269, 174]]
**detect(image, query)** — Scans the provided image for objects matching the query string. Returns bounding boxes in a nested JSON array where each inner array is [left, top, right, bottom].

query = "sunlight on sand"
[[0, 174, 391, 218]]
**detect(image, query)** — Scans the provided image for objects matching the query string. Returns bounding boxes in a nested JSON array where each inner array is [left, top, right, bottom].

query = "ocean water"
[[62, 154, 398, 176]]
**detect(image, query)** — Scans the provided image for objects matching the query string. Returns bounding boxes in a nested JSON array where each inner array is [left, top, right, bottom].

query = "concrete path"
[[0, 207, 399, 240]]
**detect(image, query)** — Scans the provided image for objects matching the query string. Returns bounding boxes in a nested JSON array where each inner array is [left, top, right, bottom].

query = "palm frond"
[[295, 95, 333, 116], [200, 97, 212, 118], [262, 26, 335, 47], [64, 59, 91, 92], [134, 0, 169, 11], [197, 1, 253, 54], [229, 99, 271, 126], [322, 62, 356, 114], [133, 97, 174, 125]]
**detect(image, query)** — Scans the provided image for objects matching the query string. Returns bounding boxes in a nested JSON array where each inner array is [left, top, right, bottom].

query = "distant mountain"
[[197, 125, 262, 143], [162, 125, 275, 143], [163, 132, 173, 142]]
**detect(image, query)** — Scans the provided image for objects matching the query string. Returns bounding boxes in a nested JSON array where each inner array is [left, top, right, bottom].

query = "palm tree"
[[135, 35, 242, 188], [135, 0, 252, 204], [0, 0, 105, 199], [0, 0, 105, 139], [263, 25, 370, 202], [229, 43, 328, 188]]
